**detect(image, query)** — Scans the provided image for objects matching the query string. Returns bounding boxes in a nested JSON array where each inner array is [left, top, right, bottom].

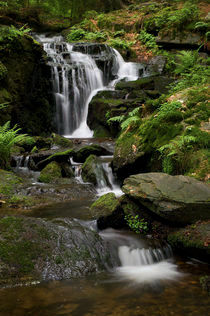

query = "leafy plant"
[[67, 28, 86, 42], [125, 214, 148, 234], [138, 30, 158, 51], [0, 25, 31, 44], [107, 38, 134, 50], [108, 107, 141, 131], [0, 121, 31, 169], [159, 135, 197, 174]]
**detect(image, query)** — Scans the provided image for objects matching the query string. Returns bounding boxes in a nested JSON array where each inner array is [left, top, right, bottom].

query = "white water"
[[37, 35, 145, 138], [100, 229, 183, 284]]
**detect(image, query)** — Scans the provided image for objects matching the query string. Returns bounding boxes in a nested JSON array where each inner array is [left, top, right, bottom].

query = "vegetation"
[[0, 121, 31, 169], [125, 214, 148, 234]]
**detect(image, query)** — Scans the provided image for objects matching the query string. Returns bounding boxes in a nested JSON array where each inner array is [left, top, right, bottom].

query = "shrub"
[[67, 28, 86, 42], [0, 25, 31, 44], [138, 30, 158, 51], [107, 38, 134, 50]]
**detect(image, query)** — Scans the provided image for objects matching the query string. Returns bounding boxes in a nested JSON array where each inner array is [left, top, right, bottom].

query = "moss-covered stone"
[[81, 155, 98, 185], [0, 169, 22, 198], [0, 216, 114, 286], [123, 173, 210, 225], [168, 221, 210, 262], [73, 145, 111, 163], [0, 61, 7, 80], [38, 161, 62, 183], [36, 149, 74, 170], [51, 133, 74, 148], [200, 276, 210, 294], [90, 192, 119, 217]]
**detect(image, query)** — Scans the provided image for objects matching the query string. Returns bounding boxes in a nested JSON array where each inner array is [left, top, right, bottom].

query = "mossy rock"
[[33, 136, 52, 150], [0, 216, 114, 287], [0, 169, 22, 198], [36, 149, 74, 171], [38, 161, 62, 183], [73, 145, 112, 163], [90, 192, 119, 218], [115, 77, 156, 91], [168, 221, 210, 262], [81, 155, 98, 185], [200, 276, 210, 294], [52, 133, 74, 148], [123, 173, 210, 225]]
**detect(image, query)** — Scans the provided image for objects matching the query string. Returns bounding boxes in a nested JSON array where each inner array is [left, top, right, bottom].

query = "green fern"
[[0, 121, 30, 169]]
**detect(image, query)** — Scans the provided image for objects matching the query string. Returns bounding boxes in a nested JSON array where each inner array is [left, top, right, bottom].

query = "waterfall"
[[36, 35, 145, 138], [100, 229, 182, 284]]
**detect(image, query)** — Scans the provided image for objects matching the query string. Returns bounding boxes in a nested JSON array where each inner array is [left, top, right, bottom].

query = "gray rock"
[[0, 216, 115, 287], [122, 173, 210, 225]]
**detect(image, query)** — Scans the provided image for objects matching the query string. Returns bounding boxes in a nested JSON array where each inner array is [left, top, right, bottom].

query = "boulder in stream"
[[122, 173, 210, 225], [168, 220, 210, 262], [0, 216, 114, 287], [73, 144, 112, 163]]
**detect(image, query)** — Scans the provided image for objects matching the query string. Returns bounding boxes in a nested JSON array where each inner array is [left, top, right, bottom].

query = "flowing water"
[[36, 35, 145, 137], [2, 36, 209, 315]]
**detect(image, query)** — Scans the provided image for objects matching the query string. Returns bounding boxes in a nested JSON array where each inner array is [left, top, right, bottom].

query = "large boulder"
[[38, 161, 62, 183], [168, 221, 210, 262], [0, 216, 115, 287], [90, 192, 119, 218], [122, 173, 210, 225], [0, 33, 54, 135]]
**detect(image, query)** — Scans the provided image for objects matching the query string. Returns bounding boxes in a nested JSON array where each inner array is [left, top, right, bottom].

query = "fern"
[[108, 115, 125, 125], [121, 116, 140, 130], [0, 121, 30, 169]]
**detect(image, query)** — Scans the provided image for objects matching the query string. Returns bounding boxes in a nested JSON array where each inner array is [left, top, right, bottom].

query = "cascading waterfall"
[[100, 229, 182, 284], [37, 35, 145, 137]]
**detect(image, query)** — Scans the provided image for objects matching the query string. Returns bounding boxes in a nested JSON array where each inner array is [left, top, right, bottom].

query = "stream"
[[0, 35, 209, 315]]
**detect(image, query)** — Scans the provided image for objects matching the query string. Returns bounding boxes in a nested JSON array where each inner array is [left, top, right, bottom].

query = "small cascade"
[[96, 156, 122, 196], [36, 35, 146, 138], [100, 229, 182, 284], [12, 155, 40, 184]]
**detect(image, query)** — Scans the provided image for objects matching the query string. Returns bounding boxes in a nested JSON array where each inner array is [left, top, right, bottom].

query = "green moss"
[[38, 161, 62, 183], [0, 216, 51, 276], [81, 154, 98, 185], [168, 221, 210, 261], [90, 193, 119, 217], [51, 133, 74, 148], [8, 194, 35, 207], [0, 169, 22, 197]]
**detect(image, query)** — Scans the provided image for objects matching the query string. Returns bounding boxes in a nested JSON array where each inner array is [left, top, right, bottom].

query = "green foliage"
[[108, 107, 141, 131], [83, 10, 98, 19], [67, 28, 86, 41], [107, 38, 134, 50], [85, 31, 107, 41], [159, 135, 197, 174], [144, 1, 199, 32], [0, 121, 30, 169], [0, 62, 7, 80], [0, 25, 31, 45], [125, 214, 148, 234], [171, 51, 209, 92], [138, 30, 158, 51]]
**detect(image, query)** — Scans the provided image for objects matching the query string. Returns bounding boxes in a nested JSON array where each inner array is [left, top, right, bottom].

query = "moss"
[[0, 216, 52, 277], [51, 133, 73, 148], [168, 221, 210, 261], [116, 77, 156, 91], [8, 194, 35, 207], [73, 145, 109, 163], [81, 154, 97, 185], [90, 193, 119, 217], [0, 169, 22, 197], [200, 276, 210, 294], [38, 161, 62, 183]]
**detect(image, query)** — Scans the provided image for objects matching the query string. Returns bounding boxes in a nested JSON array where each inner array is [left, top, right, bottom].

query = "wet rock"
[[97, 194, 127, 230], [156, 31, 204, 50], [38, 161, 62, 183], [51, 133, 74, 148], [81, 154, 110, 187], [122, 173, 210, 225], [0, 216, 115, 287], [73, 144, 112, 163], [90, 193, 120, 218], [168, 221, 210, 262], [36, 149, 74, 171]]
